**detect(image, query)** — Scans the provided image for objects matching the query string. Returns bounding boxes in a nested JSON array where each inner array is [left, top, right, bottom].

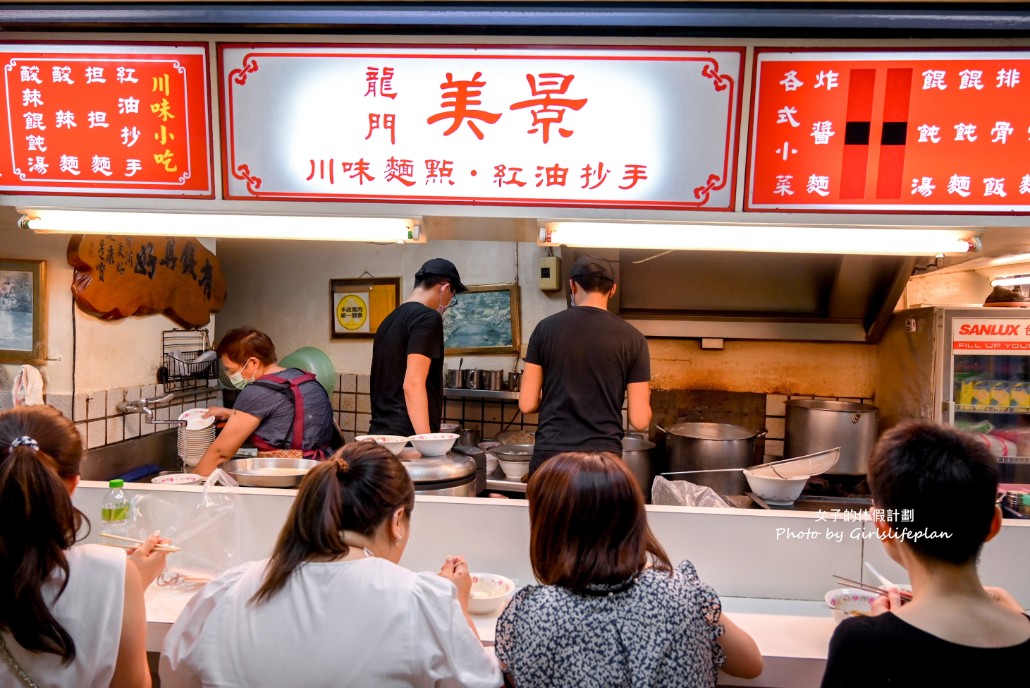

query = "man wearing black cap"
[[369, 258, 468, 436], [519, 255, 652, 475]]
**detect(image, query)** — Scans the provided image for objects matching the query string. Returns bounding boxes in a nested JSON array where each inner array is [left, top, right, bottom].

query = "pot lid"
[[667, 422, 758, 441], [402, 453, 476, 483], [786, 399, 878, 413]]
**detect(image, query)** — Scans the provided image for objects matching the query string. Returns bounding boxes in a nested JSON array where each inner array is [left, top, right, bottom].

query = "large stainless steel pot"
[[621, 436, 658, 503], [784, 400, 878, 475], [401, 453, 478, 497], [661, 422, 765, 496]]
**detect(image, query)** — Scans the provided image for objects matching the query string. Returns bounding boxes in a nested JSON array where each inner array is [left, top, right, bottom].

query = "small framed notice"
[[330, 277, 401, 339]]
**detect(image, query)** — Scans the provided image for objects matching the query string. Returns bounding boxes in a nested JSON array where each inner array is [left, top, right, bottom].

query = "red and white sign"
[[0, 43, 213, 197], [748, 50, 1030, 213], [220, 45, 743, 210], [953, 317, 1030, 352]]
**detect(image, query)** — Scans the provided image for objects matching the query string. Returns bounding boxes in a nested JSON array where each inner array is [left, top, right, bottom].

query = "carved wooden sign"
[[67, 235, 226, 328]]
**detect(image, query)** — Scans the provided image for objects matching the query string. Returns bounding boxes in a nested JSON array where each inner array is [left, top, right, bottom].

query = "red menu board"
[[748, 50, 1030, 213], [0, 44, 212, 197]]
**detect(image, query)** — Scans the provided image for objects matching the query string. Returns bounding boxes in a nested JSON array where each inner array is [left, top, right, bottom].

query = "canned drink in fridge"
[[1010, 381, 1030, 408], [970, 379, 991, 407], [990, 380, 1011, 407]]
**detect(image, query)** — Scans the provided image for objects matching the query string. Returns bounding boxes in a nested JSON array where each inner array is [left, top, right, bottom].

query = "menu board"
[[0, 43, 212, 197], [747, 50, 1030, 213], [220, 45, 743, 210]]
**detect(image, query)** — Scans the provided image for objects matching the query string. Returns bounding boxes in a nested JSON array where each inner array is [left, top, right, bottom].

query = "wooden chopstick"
[[99, 532, 181, 553], [834, 575, 913, 602]]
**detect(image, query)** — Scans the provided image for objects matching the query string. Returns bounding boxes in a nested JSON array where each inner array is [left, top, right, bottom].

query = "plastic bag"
[[126, 468, 242, 584], [651, 476, 730, 508]]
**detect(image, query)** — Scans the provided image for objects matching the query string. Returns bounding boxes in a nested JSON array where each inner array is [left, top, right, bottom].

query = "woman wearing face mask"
[[194, 328, 335, 475]]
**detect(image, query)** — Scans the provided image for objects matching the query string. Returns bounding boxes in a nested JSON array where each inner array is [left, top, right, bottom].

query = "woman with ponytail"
[[0, 405, 168, 688], [161, 440, 501, 688]]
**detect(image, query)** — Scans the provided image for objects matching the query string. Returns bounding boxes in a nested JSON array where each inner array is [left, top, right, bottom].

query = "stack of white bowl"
[[177, 409, 215, 467]]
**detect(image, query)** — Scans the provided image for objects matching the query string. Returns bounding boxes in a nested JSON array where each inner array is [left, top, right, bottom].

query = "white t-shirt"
[[1, 544, 125, 688], [160, 556, 503, 688]]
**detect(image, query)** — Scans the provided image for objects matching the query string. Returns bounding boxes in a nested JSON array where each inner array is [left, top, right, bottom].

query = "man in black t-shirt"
[[519, 255, 652, 475], [369, 258, 468, 437]]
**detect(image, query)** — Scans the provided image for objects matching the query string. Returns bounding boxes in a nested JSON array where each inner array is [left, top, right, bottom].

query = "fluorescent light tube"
[[540, 222, 979, 256], [18, 208, 421, 243], [991, 275, 1030, 287]]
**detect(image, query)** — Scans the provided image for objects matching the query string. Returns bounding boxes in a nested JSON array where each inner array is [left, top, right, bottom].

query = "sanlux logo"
[[958, 324, 1020, 336]]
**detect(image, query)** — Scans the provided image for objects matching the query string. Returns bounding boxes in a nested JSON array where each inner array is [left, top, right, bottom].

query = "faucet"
[[117, 393, 187, 427]]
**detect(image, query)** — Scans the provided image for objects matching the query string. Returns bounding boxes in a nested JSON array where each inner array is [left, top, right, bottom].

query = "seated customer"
[[495, 452, 763, 687], [161, 441, 502, 688], [0, 405, 167, 688], [821, 421, 1029, 687], [196, 327, 334, 475]]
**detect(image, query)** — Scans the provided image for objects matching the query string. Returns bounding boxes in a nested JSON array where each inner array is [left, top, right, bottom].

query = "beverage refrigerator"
[[877, 306, 1030, 485]]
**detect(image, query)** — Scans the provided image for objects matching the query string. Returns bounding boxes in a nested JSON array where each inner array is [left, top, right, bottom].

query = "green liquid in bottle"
[[102, 504, 129, 523]]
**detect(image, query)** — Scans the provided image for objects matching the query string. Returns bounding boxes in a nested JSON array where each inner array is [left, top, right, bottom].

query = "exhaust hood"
[[562, 248, 916, 343]]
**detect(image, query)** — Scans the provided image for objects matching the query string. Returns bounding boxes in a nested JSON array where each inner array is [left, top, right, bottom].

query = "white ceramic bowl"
[[824, 588, 879, 624], [743, 469, 810, 506], [355, 435, 409, 456], [408, 433, 459, 456], [498, 458, 530, 480], [468, 573, 516, 615]]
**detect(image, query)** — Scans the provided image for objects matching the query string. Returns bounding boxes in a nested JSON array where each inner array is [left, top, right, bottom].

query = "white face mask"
[[437, 285, 454, 315], [227, 359, 253, 389]]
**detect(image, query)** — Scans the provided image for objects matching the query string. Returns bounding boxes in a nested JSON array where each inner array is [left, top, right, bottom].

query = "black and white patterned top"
[[495, 560, 726, 688]]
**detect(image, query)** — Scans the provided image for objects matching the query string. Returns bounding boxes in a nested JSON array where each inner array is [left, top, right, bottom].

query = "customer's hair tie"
[[10, 436, 39, 451], [336, 458, 350, 476]]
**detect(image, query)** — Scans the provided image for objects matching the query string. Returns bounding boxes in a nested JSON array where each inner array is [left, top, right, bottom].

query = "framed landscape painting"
[[0, 259, 46, 364], [444, 283, 521, 356]]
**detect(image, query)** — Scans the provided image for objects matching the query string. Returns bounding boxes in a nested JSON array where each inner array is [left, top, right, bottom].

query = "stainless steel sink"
[[81, 429, 181, 482]]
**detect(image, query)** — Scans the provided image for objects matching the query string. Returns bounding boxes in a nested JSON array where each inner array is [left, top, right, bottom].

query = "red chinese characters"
[[0, 45, 212, 196]]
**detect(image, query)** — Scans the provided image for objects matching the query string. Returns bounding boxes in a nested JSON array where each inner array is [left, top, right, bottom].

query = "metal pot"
[[661, 422, 766, 496], [444, 369, 462, 388], [221, 457, 320, 488], [621, 436, 657, 503], [462, 369, 481, 389], [402, 453, 478, 497], [506, 372, 522, 392], [784, 400, 878, 475], [478, 370, 503, 391]]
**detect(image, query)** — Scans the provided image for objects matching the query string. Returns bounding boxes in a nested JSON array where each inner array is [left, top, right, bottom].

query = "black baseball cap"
[[415, 258, 468, 293], [570, 255, 615, 283]]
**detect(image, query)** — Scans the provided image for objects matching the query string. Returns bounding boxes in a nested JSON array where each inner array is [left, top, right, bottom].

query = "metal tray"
[[221, 457, 320, 488]]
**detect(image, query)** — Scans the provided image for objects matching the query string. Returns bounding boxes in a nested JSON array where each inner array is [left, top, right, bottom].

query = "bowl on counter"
[[355, 435, 409, 456], [152, 472, 204, 486], [496, 429, 536, 445], [478, 441, 500, 474], [468, 573, 516, 615], [497, 458, 530, 480], [408, 433, 459, 457], [825, 588, 878, 624], [743, 469, 810, 506], [221, 457, 320, 488]]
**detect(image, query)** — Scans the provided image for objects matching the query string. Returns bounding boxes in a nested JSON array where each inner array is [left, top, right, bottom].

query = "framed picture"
[[0, 259, 46, 364], [330, 277, 401, 339], [444, 283, 521, 355]]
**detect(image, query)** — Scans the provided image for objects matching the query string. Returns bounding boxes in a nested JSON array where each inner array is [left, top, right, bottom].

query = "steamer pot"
[[784, 400, 878, 475], [660, 422, 766, 496]]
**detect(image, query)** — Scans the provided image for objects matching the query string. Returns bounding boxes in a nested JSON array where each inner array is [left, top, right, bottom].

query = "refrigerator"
[[877, 307, 1030, 484]]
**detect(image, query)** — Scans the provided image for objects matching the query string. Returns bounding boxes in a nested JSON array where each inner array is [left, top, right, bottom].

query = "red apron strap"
[[258, 372, 317, 452]]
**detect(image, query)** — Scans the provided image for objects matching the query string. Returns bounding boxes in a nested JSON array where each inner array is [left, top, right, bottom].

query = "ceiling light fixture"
[[18, 208, 422, 243], [540, 222, 980, 256], [991, 275, 1030, 287]]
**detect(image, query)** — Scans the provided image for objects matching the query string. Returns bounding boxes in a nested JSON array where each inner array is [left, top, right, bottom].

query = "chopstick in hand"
[[834, 575, 912, 602], [99, 532, 180, 553]]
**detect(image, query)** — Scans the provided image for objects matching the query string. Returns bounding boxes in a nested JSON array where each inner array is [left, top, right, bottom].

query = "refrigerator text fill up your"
[[877, 307, 1030, 484]]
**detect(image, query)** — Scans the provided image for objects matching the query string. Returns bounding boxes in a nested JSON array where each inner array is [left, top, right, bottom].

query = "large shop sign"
[[220, 45, 743, 210], [0, 43, 213, 197], [748, 49, 1030, 213]]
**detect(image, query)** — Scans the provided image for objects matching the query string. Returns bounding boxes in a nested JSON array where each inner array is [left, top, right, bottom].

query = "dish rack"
[[162, 329, 216, 391]]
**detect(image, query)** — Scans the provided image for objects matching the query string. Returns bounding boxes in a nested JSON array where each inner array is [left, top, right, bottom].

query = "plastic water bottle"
[[101, 479, 129, 534]]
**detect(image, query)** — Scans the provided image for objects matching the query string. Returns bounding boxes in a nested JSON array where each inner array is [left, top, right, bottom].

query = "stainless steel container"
[[621, 436, 658, 503], [401, 453, 478, 496], [784, 400, 878, 475], [478, 370, 503, 391], [221, 457, 320, 488], [506, 372, 522, 392], [462, 369, 481, 389], [444, 369, 462, 388], [662, 422, 765, 496]]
